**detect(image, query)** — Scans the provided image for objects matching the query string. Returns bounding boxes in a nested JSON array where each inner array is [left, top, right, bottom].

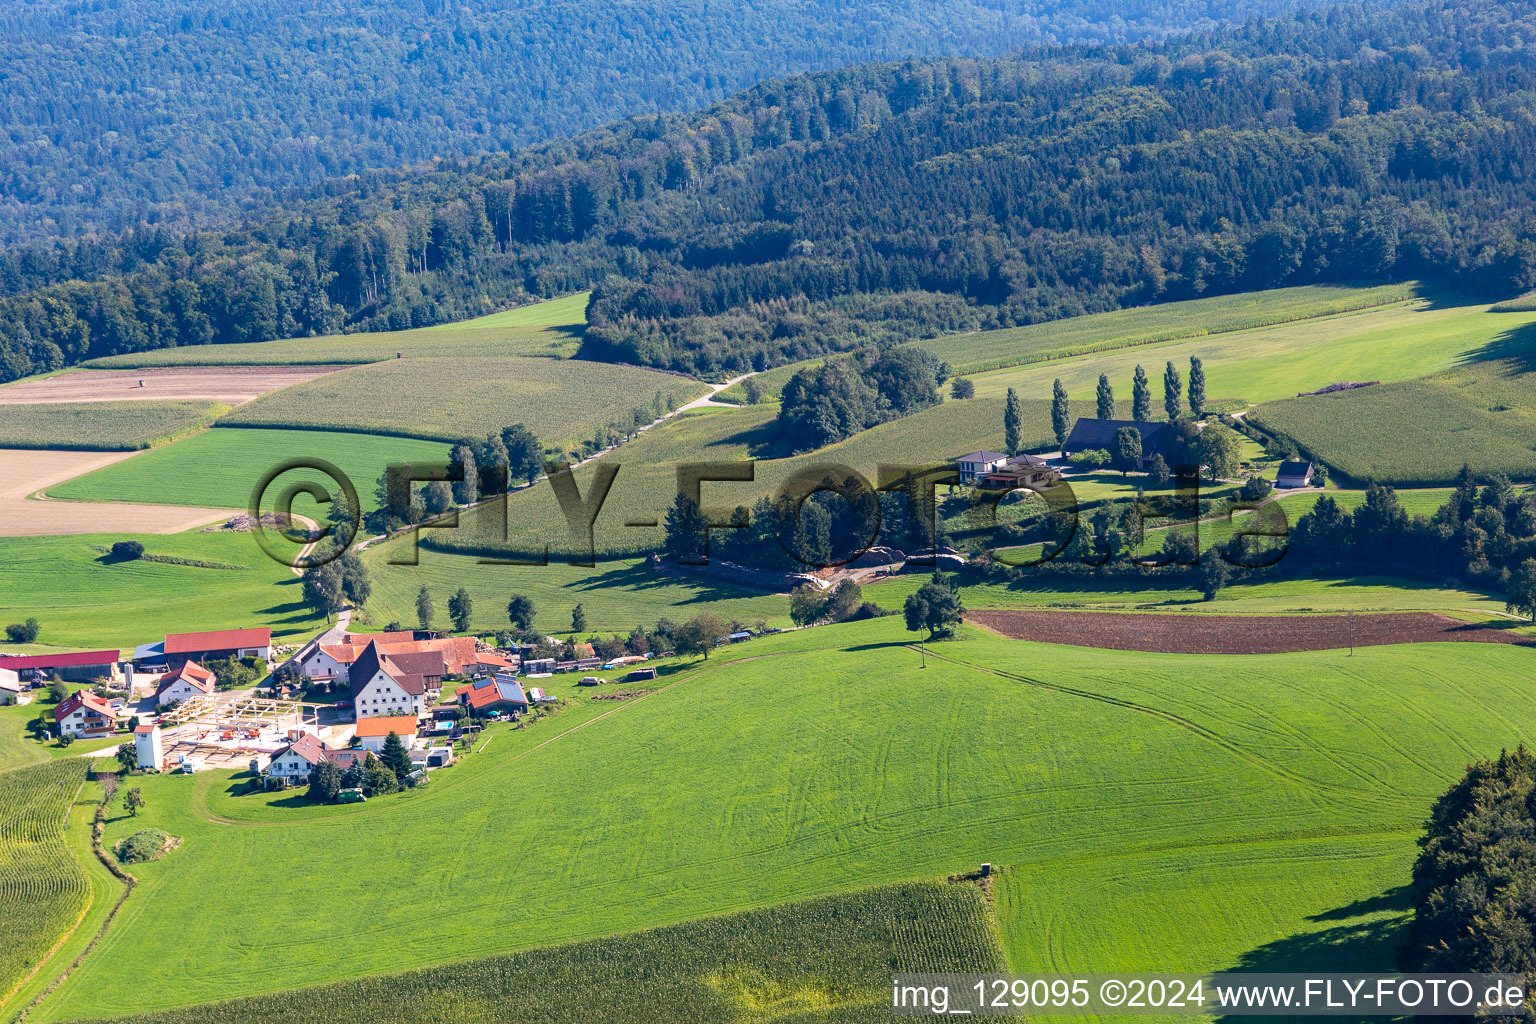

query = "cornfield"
[[0, 402, 224, 451], [74, 881, 1005, 1024], [0, 759, 91, 1001]]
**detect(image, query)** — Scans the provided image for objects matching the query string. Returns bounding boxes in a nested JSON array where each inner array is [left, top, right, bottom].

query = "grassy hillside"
[[48, 428, 449, 514], [359, 555, 792, 636], [216, 356, 706, 446], [1249, 322, 1536, 483], [427, 395, 1092, 562], [964, 295, 1536, 410], [31, 620, 1536, 1019], [70, 881, 1001, 1024], [0, 529, 325, 650], [928, 283, 1414, 375], [82, 295, 586, 368], [0, 402, 226, 451]]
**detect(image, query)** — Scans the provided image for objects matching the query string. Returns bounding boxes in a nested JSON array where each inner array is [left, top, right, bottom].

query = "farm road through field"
[[967, 609, 1536, 653], [0, 366, 344, 405], [0, 449, 228, 536]]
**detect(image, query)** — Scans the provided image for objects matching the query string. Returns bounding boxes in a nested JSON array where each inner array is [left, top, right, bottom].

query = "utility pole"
[[920, 634, 928, 669], [1348, 611, 1355, 657]]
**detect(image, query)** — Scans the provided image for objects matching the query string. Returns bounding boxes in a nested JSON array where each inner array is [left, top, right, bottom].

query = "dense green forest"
[[4, 0, 1536, 383], [0, 0, 1322, 244]]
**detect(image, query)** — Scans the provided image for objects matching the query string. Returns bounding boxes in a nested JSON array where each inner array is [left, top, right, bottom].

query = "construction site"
[[151, 693, 343, 772]]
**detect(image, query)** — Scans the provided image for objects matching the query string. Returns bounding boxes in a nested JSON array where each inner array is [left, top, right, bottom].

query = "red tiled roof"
[[274, 733, 330, 766], [355, 715, 419, 738], [342, 631, 415, 646], [163, 628, 271, 656], [0, 650, 118, 671], [155, 660, 217, 698], [54, 691, 116, 722], [134, 724, 158, 734]]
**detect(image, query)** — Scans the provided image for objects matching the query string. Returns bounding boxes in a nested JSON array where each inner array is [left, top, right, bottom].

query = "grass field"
[[358, 554, 793, 635], [0, 402, 226, 451], [74, 881, 1001, 1024], [216, 357, 706, 445], [82, 295, 587, 368], [963, 294, 1536, 411], [926, 283, 1415, 375], [0, 759, 91, 1005], [48, 428, 449, 514], [422, 292, 589, 331], [428, 395, 1092, 562], [1249, 321, 1536, 483], [29, 619, 1536, 1021], [0, 529, 325, 650]]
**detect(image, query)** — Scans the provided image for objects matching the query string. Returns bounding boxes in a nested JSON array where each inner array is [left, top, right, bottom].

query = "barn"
[[161, 628, 272, 670], [1062, 418, 1176, 469], [0, 650, 121, 684]]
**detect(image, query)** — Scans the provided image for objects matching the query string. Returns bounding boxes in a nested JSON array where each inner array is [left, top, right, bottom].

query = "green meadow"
[[76, 881, 1001, 1024], [358, 553, 791, 635], [47, 427, 449, 514], [27, 619, 1536, 1020], [217, 356, 705, 446], [1251, 321, 1536, 483], [82, 295, 587, 368], [0, 529, 324, 651], [964, 294, 1536, 410], [925, 282, 1414, 375], [428, 395, 1093, 562], [0, 402, 226, 451]]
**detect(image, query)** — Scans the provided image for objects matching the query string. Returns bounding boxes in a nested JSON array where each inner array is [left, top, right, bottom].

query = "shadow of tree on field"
[[1458, 318, 1536, 374], [1214, 886, 1414, 1024]]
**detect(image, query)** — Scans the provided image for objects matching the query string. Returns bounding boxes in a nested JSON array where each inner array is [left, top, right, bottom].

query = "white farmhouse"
[[155, 660, 217, 707], [267, 734, 332, 784], [349, 642, 442, 718]]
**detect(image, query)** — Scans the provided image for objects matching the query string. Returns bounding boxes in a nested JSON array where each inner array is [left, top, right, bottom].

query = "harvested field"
[[0, 366, 343, 405], [966, 609, 1536, 653], [0, 449, 227, 537]]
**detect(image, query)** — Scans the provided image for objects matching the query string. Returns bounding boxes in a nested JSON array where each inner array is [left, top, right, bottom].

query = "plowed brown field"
[[967, 609, 1534, 653], [0, 366, 343, 405]]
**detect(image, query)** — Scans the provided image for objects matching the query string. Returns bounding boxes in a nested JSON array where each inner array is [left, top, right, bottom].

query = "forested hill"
[[4, 0, 1536, 383], [0, 0, 1321, 244]]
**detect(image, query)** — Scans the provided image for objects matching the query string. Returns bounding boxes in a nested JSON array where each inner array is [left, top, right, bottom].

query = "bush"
[[4, 618, 40, 644], [1239, 476, 1273, 502], [110, 540, 145, 560], [114, 828, 171, 864]]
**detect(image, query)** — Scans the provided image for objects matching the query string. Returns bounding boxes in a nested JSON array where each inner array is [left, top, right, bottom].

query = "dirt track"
[[967, 609, 1535, 654], [0, 366, 344, 405], [0, 449, 229, 536]]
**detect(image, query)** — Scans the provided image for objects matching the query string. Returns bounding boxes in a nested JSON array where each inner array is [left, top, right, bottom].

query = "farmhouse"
[[1062, 418, 1174, 469], [456, 675, 529, 717], [54, 691, 118, 737], [1275, 460, 1314, 488], [355, 715, 419, 753], [268, 734, 333, 784], [162, 627, 272, 670], [155, 660, 217, 706], [0, 650, 121, 684], [303, 635, 474, 685], [976, 453, 1061, 490], [349, 641, 441, 718], [956, 451, 1008, 485]]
